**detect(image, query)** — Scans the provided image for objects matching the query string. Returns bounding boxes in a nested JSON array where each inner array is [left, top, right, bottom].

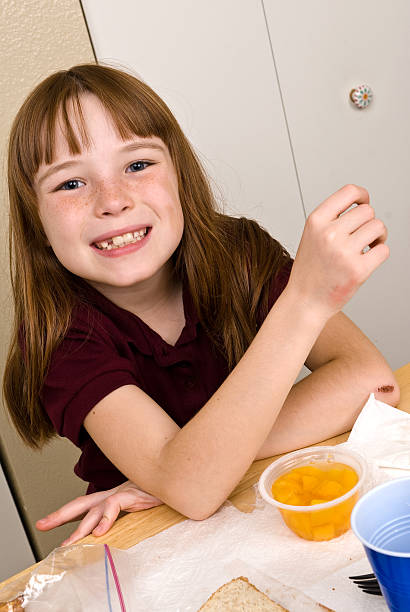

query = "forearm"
[[159, 287, 327, 519], [256, 348, 399, 459]]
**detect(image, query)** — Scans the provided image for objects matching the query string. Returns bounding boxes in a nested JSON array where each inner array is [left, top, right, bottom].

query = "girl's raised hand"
[[289, 184, 389, 318], [36, 481, 163, 546]]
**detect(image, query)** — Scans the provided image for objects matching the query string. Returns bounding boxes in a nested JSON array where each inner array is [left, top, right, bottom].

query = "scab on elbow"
[[377, 384, 395, 394], [374, 382, 400, 407]]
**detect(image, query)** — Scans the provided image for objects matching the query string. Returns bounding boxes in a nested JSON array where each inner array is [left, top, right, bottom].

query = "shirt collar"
[[80, 278, 199, 358]]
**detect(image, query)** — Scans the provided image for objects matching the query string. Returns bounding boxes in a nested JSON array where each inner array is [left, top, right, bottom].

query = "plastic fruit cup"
[[258, 446, 368, 541]]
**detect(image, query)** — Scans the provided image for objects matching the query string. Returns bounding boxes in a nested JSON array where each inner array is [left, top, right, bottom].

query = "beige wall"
[[0, 0, 94, 559]]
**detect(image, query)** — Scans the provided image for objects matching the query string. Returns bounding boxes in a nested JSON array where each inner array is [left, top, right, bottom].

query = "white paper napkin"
[[345, 393, 410, 478], [120, 394, 409, 611]]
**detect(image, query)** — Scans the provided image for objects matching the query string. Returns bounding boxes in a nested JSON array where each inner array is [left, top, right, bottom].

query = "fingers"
[[312, 185, 387, 256], [337, 203, 375, 234], [38, 482, 165, 547], [313, 184, 370, 221], [59, 487, 164, 545], [351, 218, 387, 252], [92, 496, 121, 537], [61, 496, 123, 545], [60, 506, 106, 546], [292, 182, 390, 316], [361, 242, 390, 279], [36, 489, 116, 531]]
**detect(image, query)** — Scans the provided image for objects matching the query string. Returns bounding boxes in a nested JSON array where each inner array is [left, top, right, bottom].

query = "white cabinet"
[[0, 463, 35, 582], [264, 0, 410, 369], [81, 0, 409, 368]]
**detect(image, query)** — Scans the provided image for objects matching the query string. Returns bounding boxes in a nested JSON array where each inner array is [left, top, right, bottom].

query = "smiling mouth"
[[94, 228, 149, 250]]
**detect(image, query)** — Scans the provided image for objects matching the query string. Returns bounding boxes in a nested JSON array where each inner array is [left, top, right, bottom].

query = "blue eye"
[[58, 179, 84, 191], [127, 161, 151, 173]]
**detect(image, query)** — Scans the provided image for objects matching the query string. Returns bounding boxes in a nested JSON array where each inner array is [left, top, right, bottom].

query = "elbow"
[[185, 507, 218, 522], [171, 494, 224, 522], [374, 376, 401, 407], [158, 479, 225, 522], [156, 443, 229, 521], [347, 344, 400, 407], [370, 361, 400, 406]]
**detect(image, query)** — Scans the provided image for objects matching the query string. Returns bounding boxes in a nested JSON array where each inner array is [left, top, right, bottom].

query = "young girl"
[[4, 63, 398, 548]]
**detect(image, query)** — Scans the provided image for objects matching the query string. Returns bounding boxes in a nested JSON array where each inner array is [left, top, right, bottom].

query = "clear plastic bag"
[[0, 544, 133, 611]]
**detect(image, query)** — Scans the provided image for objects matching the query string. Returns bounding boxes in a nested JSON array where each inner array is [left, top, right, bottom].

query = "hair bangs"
[[85, 76, 172, 146], [19, 65, 174, 188], [41, 89, 91, 166], [41, 86, 167, 168]]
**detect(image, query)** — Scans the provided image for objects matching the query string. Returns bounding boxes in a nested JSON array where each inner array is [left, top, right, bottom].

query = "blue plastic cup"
[[351, 477, 410, 612]]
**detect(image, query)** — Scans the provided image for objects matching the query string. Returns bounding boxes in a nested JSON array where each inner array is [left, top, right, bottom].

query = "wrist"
[[279, 282, 333, 331]]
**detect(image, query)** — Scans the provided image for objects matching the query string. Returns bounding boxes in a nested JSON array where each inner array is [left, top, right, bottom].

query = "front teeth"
[[96, 228, 147, 250]]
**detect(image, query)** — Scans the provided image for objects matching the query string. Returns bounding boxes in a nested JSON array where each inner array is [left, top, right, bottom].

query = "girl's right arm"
[[80, 185, 388, 520], [37, 185, 389, 540]]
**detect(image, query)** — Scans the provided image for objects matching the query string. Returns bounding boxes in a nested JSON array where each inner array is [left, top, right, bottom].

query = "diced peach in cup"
[[302, 475, 319, 492], [272, 479, 300, 503], [312, 523, 336, 541], [327, 468, 344, 481], [286, 493, 305, 506], [282, 509, 312, 540], [273, 487, 294, 504], [270, 461, 360, 541], [310, 505, 338, 527], [284, 472, 303, 483], [292, 465, 322, 478], [342, 469, 358, 490], [314, 480, 344, 499]]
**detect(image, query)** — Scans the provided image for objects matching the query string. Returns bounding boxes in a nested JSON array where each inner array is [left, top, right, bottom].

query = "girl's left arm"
[[255, 310, 400, 459]]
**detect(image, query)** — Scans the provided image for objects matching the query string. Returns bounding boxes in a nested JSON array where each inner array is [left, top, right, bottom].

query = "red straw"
[[104, 544, 127, 612]]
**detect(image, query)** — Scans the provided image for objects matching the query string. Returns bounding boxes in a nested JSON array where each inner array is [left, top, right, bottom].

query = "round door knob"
[[349, 85, 373, 109]]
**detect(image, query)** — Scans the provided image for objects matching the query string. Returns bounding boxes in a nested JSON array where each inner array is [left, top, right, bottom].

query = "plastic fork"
[[349, 572, 382, 596]]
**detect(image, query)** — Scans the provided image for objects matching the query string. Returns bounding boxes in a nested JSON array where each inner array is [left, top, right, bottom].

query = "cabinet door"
[[264, 0, 410, 369], [0, 463, 35, 581], [81, 0, 305, 253]]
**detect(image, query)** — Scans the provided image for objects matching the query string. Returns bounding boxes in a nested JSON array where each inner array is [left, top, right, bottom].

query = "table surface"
[[1, 362, 410, 595]]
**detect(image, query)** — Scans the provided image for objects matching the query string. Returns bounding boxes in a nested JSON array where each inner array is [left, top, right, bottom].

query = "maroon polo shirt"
[[42, 263, 292, 493]]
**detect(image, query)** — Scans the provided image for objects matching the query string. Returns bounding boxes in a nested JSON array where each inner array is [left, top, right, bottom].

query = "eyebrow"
[[119, 142, 166, 154], [37, 160, 81, 188], [36, 140, 166, 187]]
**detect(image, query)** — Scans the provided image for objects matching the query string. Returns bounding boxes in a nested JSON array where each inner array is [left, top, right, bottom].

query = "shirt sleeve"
[[41, 308, 138, 447]]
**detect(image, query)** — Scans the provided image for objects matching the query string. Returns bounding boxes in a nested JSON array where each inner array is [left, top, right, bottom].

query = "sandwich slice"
[[198, 576, 288, 611]]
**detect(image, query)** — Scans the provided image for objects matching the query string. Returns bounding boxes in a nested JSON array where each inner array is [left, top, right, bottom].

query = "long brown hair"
[[3, 63, 290, 448]]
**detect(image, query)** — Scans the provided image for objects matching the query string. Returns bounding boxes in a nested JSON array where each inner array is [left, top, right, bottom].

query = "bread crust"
[[198, 576, 288, 611]]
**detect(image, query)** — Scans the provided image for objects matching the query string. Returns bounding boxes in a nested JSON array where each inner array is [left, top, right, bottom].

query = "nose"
[[94, 182, 134, 217]]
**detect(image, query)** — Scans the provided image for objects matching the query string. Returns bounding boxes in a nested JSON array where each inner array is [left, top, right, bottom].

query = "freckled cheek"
[[40, 196, 90, 242], [163, 195, 184, 232], [135, 185, 182, 229]]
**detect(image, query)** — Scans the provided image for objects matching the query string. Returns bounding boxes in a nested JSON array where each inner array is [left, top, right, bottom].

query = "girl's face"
[[34, 94, 184, 295]]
